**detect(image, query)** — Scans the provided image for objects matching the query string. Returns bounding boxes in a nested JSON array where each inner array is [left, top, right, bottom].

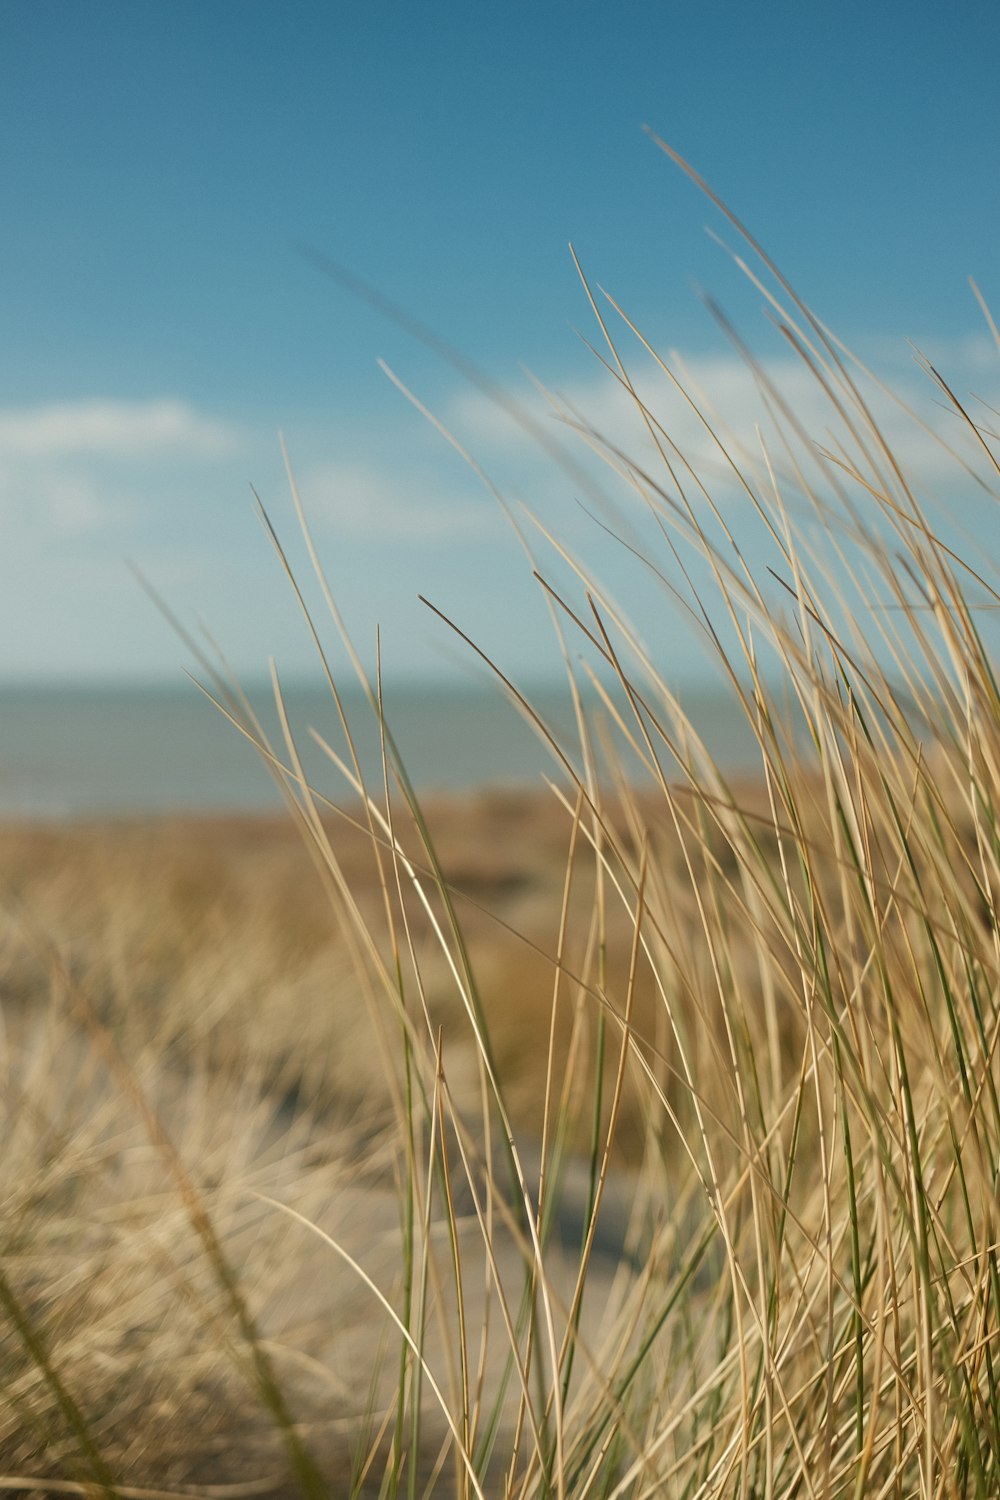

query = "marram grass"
[[3, 152, 1000, 1498]]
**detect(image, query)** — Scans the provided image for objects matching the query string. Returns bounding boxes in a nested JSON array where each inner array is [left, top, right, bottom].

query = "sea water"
[[0, 677, 775, 819]]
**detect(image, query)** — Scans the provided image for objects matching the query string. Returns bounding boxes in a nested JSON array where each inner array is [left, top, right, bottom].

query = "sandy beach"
[[4, 724, 999, 1500], [0, 788, 696, 1491]]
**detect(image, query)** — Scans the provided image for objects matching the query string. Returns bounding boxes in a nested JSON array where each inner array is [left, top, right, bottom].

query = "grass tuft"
[[4, 154, 1000, 1497]]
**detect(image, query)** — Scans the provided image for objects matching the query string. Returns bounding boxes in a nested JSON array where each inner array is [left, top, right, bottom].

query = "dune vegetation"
[[3, 150, 1000, 1497]]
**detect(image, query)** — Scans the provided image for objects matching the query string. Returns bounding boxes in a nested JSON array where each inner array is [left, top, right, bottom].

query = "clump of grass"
[[3, 146, 1000, 1497]]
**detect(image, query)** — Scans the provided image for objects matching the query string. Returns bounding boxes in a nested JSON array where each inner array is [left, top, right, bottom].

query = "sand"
[[0, 788, 687, 1491]]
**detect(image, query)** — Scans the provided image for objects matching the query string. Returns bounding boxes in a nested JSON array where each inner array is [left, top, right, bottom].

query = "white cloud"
[[447, 344, 1000, 502], [0, 398, 237, 459], [301, 458, 494, 541], [863, 331, 999, 378], [0, 457, 119, 539], [0, 396, 246, 542], [22, 469, 112, 535]]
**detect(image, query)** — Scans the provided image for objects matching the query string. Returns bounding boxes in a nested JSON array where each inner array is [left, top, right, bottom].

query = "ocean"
[[0, 677, 775, 819]]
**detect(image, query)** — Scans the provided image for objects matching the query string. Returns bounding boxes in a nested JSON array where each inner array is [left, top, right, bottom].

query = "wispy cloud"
[[300, 458, 494, 541], [0, 398, 237, 459], [0, 397, 244, 540], [18, 469, 113, 536], [3, 356, 995, 685], [447, 342, 1000, 502]]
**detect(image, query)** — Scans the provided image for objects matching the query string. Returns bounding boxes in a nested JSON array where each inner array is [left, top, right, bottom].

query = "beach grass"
[[3, 154, 1000, 1496]]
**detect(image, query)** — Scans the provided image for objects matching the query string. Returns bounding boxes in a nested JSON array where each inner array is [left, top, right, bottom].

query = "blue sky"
[[2, 1, 998, 689]]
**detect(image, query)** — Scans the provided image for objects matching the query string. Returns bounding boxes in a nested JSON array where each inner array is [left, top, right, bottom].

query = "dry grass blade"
[[6, 147, 1000, 1500]]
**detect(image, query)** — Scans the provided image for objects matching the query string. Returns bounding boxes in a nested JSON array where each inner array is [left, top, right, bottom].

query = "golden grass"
[[4, 150, 1000, 1497]]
